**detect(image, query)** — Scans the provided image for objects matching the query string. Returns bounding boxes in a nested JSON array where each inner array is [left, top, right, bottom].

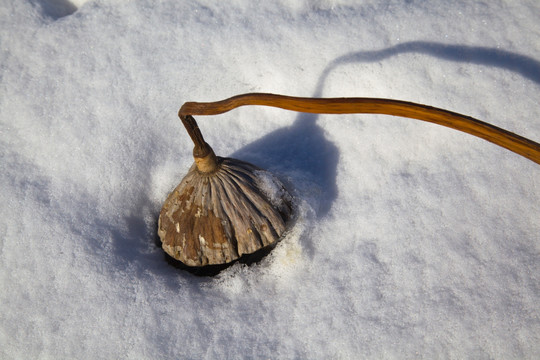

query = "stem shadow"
[[230, 41, 540, 220]]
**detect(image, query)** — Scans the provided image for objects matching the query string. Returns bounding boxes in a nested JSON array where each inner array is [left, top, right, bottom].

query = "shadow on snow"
[[117, 41, 540, 277]]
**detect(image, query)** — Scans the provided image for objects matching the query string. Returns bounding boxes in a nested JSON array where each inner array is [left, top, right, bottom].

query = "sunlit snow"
[[1, 0, 539, 358]]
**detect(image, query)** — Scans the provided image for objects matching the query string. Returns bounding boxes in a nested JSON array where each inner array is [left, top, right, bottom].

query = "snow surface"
[[1, 0, 540, 358]]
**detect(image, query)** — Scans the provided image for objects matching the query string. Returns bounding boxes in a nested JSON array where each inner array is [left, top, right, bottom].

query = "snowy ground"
[[1, 0, 540, 358]]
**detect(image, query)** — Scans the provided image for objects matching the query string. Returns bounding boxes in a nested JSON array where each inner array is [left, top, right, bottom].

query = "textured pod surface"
[[158, 157, 293, 267]]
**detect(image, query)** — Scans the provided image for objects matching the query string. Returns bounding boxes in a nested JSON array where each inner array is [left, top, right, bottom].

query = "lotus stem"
[[178, 93, 540, 165]]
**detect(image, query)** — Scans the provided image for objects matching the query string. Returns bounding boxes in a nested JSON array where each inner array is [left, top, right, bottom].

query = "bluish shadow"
[[31, 0, 78, 19], [231, 112, 339, 217], [229, 41, 540, 220], [316, 41, 540, 90]]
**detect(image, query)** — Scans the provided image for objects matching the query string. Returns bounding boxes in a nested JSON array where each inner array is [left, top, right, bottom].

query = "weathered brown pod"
[[158, 154, 293, 267]]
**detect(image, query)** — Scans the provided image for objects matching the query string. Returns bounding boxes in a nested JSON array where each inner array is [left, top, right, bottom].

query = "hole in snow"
[[33, 0, 89, 19]]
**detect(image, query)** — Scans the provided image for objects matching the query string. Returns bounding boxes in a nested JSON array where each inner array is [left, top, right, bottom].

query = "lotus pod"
[[158, 157, 293, 267]]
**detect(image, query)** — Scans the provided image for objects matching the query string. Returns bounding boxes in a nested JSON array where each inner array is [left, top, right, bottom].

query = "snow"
[[254, 169, 292, 210], [1, 0, 539, 358]]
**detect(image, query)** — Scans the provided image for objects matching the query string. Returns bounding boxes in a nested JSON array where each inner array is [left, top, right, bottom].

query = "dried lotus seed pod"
[[158, 116, 292, 268]]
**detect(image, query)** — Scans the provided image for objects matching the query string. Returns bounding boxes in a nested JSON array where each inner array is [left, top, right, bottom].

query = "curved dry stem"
[[179, 93, 540, 165]]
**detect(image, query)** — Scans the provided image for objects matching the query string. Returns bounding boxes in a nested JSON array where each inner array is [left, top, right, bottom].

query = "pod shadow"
[[231, 112, 339, 218]]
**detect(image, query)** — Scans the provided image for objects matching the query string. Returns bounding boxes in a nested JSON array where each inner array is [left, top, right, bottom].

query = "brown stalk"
[[179, 93, 540, 165]]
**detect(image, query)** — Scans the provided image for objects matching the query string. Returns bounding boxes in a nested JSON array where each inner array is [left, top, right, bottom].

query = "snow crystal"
[[254, 169, 292, 209]]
